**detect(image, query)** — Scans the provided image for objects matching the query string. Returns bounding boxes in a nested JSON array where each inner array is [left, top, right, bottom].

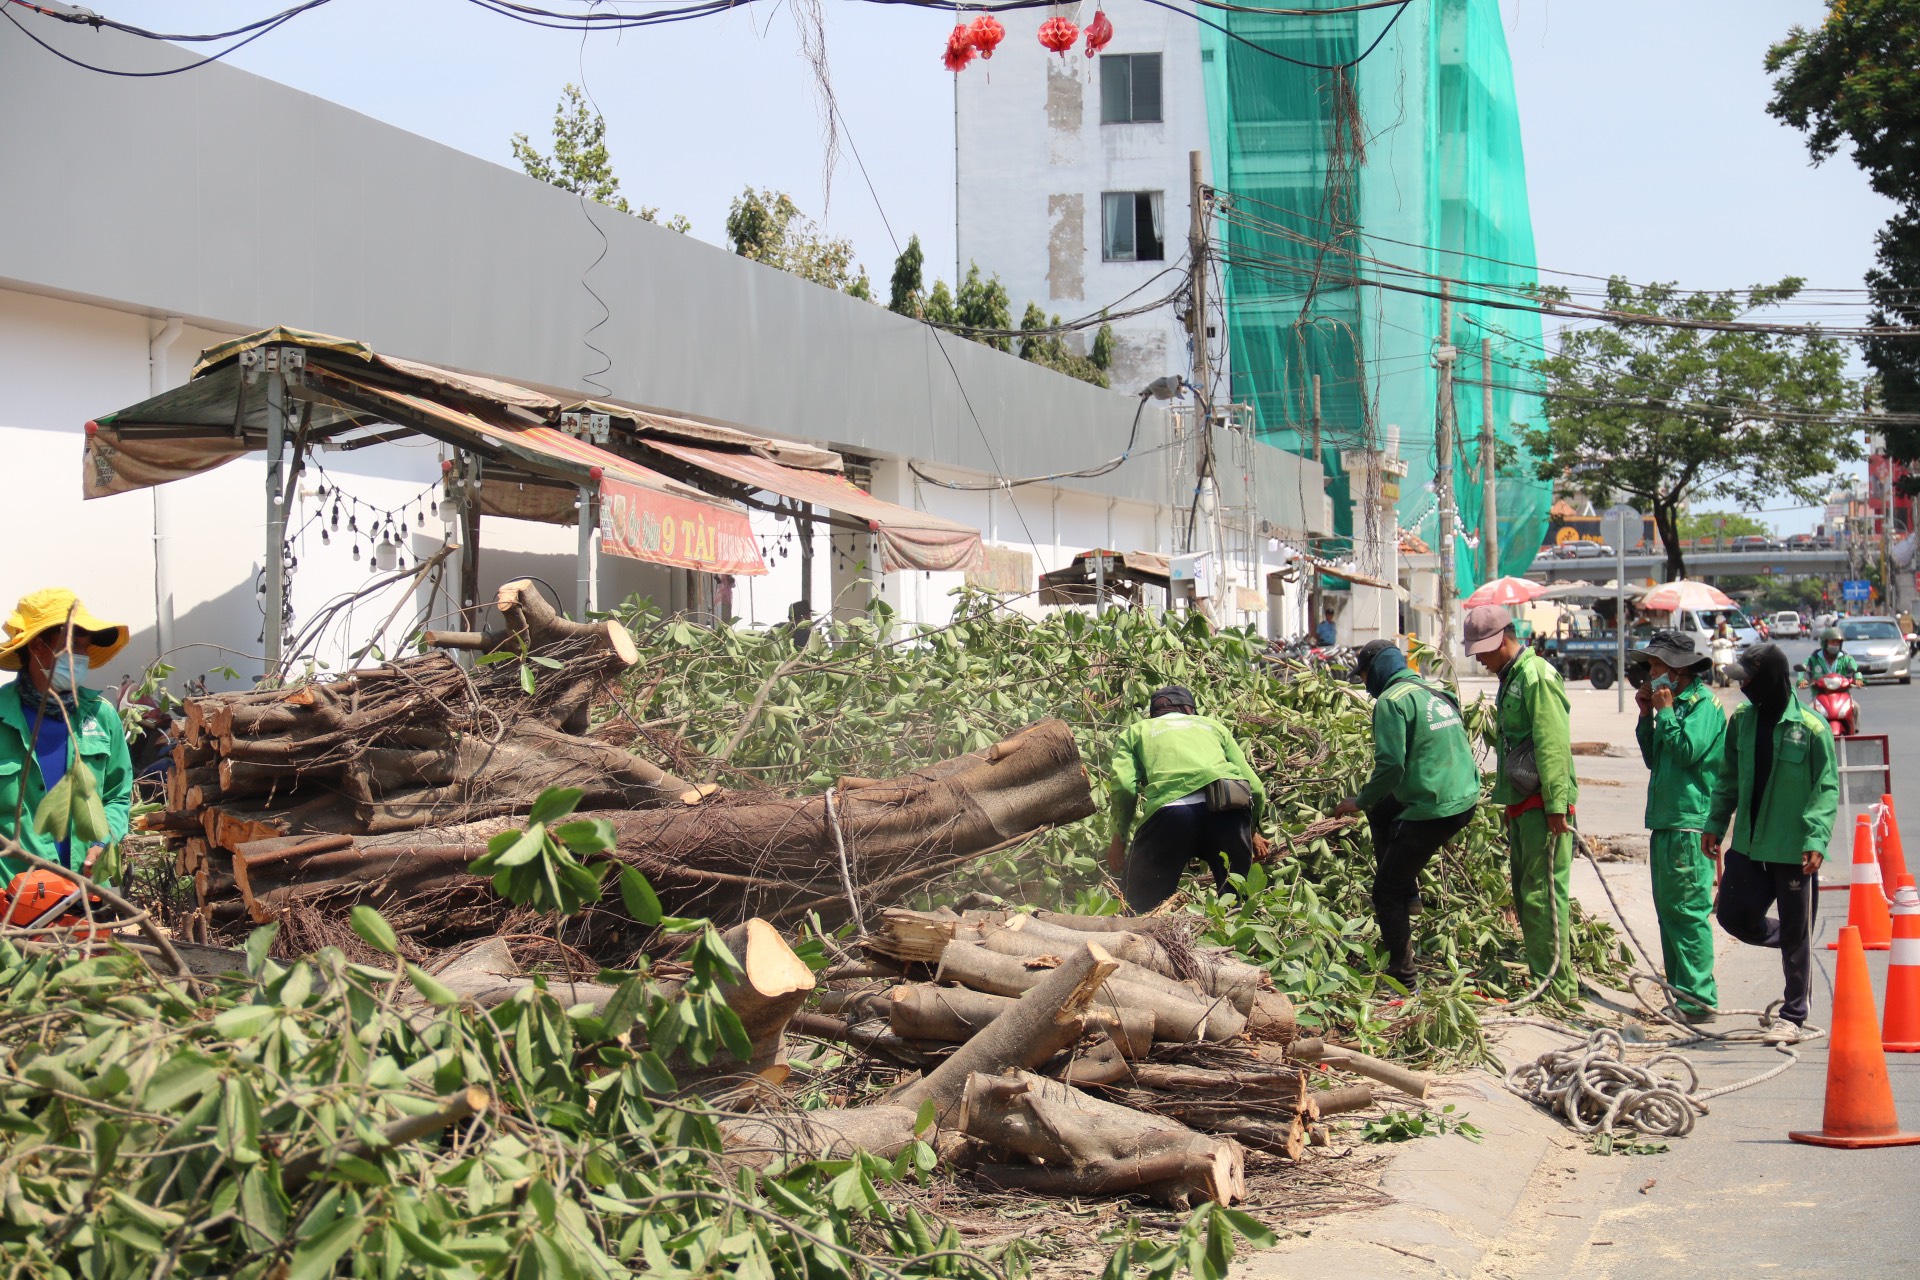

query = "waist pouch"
[[1503, 737, 1541, 798], [1205, 777, 1253, 813]]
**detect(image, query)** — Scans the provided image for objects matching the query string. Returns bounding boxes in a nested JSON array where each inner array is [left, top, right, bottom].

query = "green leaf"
[[213, 1004, 277, 1040], [473, 650, 516, 665], [528, 788, 585, 826], [32, 774, 72, 840], [1217, 1207, 1278, 1248], [914, 1099, 937, 1138], [520, 663, 537, 696], [405, 964, 460, 1007], [617, 867, 662, 926], [287, 1213, 367, 1280], [530, 654, 565, 669], [490, 823, 547, 870], [348, 906, 400, 957]]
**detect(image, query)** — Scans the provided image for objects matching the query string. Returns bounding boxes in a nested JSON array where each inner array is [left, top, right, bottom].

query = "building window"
[[1100, 53, 1163, 124], [1101, 192, 1165, 262]]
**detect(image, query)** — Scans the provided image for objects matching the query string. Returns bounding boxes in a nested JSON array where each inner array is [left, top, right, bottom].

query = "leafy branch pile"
[[610, 594, 1627, 1063]]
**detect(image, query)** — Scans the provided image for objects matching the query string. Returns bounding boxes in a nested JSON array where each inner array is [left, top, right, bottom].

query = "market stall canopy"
[[1285, 558, 1410, 602], [1039, 550, 1170, 606]]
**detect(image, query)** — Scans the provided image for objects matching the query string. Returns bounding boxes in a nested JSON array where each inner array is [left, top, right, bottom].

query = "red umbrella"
[[1463, 576, 1548, 609]]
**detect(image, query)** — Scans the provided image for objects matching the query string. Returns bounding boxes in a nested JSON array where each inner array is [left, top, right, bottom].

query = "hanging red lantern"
[[943, 20, 976, 71], [1037, 14, 1079, 56], [1083, 9, 1113, 56], [968, 13, 1005, 58]]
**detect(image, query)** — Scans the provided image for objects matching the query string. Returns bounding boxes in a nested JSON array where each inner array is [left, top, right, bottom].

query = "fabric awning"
[[642, 439, 984, 574]]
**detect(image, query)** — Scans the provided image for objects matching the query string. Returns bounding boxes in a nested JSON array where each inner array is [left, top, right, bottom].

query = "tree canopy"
[[1677, 511, 1772, 543], [725, 188, 872, 297], [511, 85, 690, 233], [1767, 2, 1920, 427], [1524, 278, 1858, 580]]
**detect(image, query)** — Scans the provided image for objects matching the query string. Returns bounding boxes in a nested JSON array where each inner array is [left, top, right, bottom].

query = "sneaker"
[[1761, 1017, 1802, 1045]]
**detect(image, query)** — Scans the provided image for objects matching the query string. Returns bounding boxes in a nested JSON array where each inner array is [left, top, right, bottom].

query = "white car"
[[1836, 616, 1912, 685], [1770, 611, 1804, 638]]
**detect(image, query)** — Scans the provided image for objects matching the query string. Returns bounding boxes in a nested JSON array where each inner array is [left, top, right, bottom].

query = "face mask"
[[47, 652, 78, 694], [1650, 674, 1674, 694]]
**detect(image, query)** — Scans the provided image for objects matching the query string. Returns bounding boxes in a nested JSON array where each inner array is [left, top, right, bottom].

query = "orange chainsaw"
[[1, 869, 111, 940]]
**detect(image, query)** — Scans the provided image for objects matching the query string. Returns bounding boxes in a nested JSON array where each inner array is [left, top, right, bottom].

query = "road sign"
[[1842, 579, 1872, 602], [1599, 505, 1640, 551]]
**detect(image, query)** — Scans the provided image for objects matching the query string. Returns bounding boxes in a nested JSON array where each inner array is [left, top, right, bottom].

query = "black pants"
[[1715, 849, 1818, 1025], [1367, 800, 1478, 987], [1123, 801, 1254, 912]]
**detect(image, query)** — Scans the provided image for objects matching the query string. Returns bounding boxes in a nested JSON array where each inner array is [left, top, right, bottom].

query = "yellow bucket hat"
[[0, 588, 131, 673]]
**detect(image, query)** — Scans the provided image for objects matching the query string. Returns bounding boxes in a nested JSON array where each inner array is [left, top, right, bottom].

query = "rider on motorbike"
[[1800, 626, 1861, 688]]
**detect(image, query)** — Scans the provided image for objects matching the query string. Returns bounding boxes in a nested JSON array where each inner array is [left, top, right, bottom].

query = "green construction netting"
[[1200, 0, 1551, 590]]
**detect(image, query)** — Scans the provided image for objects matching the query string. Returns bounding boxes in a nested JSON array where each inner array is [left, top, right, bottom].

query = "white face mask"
[[47, 652, 79, 694]]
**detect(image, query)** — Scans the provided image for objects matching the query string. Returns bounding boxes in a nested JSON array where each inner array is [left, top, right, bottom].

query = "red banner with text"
[[599, 476, 766, 575]]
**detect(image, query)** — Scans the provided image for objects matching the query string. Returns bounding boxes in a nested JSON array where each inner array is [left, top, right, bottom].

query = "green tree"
[[955, 263, 1013, 352], [924, 279, 957, 327], [511, 85, 690, 232], [1017, 303, 1112, 389], [1676, 511, 1771, 544], [724, 188, 871, 297], [889, 235, 925, 317], [1524, 278, 1858, 581], [1767, 3, 1920, 428]]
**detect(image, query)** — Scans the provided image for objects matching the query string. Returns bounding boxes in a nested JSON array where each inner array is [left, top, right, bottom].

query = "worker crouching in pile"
[[1468, 604, 1580, 1003], [0, 589, 134, 880], [1630, 629, 1726, 1023], [1707, 644, 1838, 1045], [1332, 639, 1480, 995], [1107, 685, 1267, 912]]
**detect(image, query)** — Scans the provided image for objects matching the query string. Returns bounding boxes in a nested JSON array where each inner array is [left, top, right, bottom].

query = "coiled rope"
[[1505, 1027, 1702, 1138]]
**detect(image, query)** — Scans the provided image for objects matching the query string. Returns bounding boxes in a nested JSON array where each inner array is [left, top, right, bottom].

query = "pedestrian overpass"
[[1527, 547, 1854, 584]]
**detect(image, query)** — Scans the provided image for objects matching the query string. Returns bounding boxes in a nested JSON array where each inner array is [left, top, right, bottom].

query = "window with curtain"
[[1101, 192, 1165, 261], [1100, 53, 1163, 124]]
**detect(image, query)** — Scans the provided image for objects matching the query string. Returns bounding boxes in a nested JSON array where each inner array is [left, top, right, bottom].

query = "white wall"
[[956, 0, 1211, 395]]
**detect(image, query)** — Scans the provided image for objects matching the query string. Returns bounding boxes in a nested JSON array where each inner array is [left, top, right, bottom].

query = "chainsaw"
[[1, 868, 112, 940]]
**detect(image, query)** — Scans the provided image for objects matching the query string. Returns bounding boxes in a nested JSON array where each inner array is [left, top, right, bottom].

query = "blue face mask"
[[47, 652, 79, 694], [1650, 674, 1675, 694]]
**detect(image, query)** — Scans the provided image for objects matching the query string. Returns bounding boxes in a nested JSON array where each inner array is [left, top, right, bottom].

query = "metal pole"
[[1308, 374, 1323, 635], [1480, 338, 1499, 584], [1094, 550, 1106, 615], [1435, 283, 1458, 671], [798, 503, 815, 617], [262, 362, 289, 676], [1616, 538, 1627, 715], [575, 485, 597, 619]]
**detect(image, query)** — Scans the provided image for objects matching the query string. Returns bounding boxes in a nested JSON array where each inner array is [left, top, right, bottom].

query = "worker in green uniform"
[[1332, 639, 1482, 992], [1630, 629, 1725, 1021], [1465, 604, 1580, 1002], [1800, 626, 1860, 686], [1708, 644, 1838, 1044], [1107, 685, 1267, 912]]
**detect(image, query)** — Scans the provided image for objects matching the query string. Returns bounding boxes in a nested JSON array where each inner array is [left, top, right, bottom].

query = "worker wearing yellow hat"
[[0, 589, 133, 878]]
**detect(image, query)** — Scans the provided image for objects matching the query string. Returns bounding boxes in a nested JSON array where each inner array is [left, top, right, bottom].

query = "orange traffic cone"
[[1885, 875, 1920, 1054], [1828, 814, 1893, 952], [1877, 795, 1912, 897], [1791, 925, 1920, 1148]]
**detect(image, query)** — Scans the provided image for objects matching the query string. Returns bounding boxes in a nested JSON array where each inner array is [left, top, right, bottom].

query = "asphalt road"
[[1549, 674, 1920, 1278]]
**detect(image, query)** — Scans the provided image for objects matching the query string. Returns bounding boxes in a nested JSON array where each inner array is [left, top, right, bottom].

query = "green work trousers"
[[1648, 829, 1718, 1013], [1506, 808, 1577, 1002]]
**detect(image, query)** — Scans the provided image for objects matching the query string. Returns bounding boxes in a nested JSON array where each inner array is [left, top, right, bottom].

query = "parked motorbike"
[[1806, 669, 1860, 738], [1710, 635, 1738, 688]]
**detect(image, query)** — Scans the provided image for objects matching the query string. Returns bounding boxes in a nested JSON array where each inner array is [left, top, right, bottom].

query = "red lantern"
[[1083, 8, 1112, 56], [1037, 14, 1079, 56], [944, 20, 976, 71], [968, 13, 1005, 58]]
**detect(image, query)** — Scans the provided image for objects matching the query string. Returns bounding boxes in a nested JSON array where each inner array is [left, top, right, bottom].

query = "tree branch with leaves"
[[511, 84, 691, 232]]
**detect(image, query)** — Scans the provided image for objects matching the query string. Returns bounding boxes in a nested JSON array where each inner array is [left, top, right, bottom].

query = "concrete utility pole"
[[1187, 149, 1224, 618], [1308, 373, 1323, 636], [1480, 338, 1499, 585], [1435, 283, 1458, 670]]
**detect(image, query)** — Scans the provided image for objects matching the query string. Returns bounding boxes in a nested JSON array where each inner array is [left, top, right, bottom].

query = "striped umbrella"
[[1463, 576, 1548, 609]]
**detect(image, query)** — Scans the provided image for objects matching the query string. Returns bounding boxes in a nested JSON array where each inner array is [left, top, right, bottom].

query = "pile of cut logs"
[[611, 903, 1437, 1209], [149, 580, 1099, 953]]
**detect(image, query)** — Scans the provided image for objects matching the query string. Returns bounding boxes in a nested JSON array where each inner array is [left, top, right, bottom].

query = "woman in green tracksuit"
[[1631, 629, 1725, 1021]]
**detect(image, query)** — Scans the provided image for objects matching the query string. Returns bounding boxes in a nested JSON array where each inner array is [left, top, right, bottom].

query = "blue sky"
[[94, 0, 1895, 528]]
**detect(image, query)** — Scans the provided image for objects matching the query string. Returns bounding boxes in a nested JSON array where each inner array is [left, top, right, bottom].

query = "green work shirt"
[[1803, 650, 1860, 682], [1490, 647, 1578, 815], [1706, 701, 1838, 865], [0, 681, 133, 877], [1108, 712, 1266, 841], [1633, 678, 1726, 831], [1355, 669, 1481, 820]]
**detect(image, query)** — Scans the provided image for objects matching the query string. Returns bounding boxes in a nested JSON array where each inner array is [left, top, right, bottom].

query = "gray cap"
[[1463, 604, 1514, 655]]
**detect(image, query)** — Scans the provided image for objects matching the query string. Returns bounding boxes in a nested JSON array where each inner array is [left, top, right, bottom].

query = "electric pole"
[[1187, 149, 1223, 616], [1480, 337, 1499, 585], [1308, 373, 1323, 636], [1435, 283, 1458, 670]]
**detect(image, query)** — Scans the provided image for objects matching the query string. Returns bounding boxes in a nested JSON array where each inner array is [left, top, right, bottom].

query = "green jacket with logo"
[[1706, 701, 1838, 865], [1803, 649, 1861, 682], [1633, 678, 1726, 831], [0, 681, 133, 877], [1109, 712, 1266, 841], [1355, 669, 1481, 820], [1490, 648, 1578, 815]]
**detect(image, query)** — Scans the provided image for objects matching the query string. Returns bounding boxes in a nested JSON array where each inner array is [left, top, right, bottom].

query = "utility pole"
[[1308, 373, 1323, 637], [1187, 149, 1222, 617], [1435, 283, 1458, 670], [1480, 338, 1498, 584]]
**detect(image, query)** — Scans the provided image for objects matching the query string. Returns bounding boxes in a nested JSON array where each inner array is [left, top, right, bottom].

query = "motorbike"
[[1709, 635, 1738, 688], [1807, 670, 1860, 738]]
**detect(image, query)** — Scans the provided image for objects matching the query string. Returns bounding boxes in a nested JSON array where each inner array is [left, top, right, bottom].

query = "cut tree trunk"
[[892, 940, 1117, 1124], [960, 1071, 1245, 1208], [718, 1105, 925, 1166], [936, 939, 1246, 1043], [888, 983, 1154, 1058]]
